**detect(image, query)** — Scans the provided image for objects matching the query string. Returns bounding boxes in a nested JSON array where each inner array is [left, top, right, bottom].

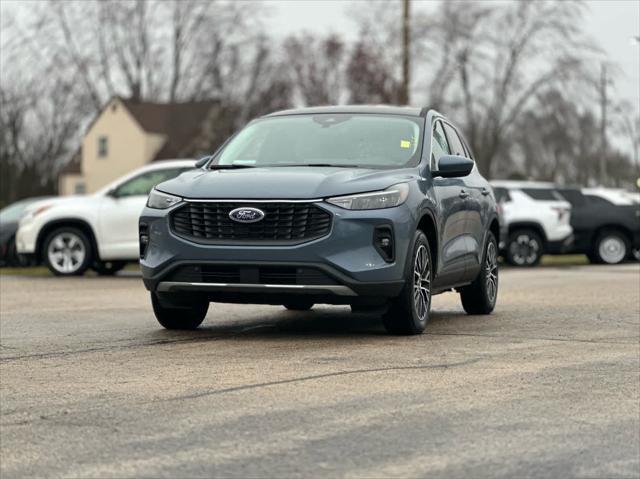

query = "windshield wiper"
[[209, 164, 256, 170], [270, 163, 359, 168]]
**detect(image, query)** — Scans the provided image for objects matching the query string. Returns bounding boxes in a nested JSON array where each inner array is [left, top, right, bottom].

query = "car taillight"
[[551, 207, 570, 223]]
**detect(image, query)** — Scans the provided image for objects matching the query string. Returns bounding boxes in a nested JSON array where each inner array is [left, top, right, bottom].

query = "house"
[[59, 97, 224, 195]]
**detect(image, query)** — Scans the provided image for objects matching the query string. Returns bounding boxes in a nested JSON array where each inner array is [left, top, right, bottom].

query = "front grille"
[[171, 202, 332, 244], [167, 265, 339, 285]]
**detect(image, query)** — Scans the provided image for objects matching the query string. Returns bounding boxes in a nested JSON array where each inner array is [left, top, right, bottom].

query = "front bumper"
[[546, 233, 575, 254], [139, 200, 416, 303], [15, 220, 38, 254]]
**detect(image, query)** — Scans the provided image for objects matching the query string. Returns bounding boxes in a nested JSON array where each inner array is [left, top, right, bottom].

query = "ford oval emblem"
[[229, 207, 265, 223]]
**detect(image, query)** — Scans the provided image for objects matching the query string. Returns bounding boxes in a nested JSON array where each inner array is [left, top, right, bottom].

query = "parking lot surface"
[[1, 264, 639, 478]]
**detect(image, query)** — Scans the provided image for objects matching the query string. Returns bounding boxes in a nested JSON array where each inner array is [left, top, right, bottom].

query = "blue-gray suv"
[[140, 106, 500, 335]]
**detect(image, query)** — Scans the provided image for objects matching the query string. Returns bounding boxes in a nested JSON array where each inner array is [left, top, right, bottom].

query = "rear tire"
[[43, 227, 92, 276], [151, 292, 209, 330], [460, 232, 498, 315], [505, 228, 543, 267], [283, 299, 314, 311], [383, 231, 432, 335], [591, 230, 629, 265]]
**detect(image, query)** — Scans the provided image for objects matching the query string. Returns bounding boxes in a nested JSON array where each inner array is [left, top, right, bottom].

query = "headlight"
[[326, 183, 410, 210], [147, 189, 182, 209], [19, 205, 53, 225]]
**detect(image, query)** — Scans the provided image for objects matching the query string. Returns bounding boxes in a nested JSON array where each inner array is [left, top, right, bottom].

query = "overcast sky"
[[266, 0, 640, 113]]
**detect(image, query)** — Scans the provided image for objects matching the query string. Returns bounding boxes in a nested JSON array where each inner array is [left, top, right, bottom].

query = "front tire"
[[591, 230, 629, 265], [151, 292, 209, 330], [383, 231, 432, 335], [460, 232, 498, 314], [505, 228, 543, 267], [43, 227, 92, 276]]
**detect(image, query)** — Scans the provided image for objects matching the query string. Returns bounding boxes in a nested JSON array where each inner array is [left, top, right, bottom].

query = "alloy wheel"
[[413, 244, 431, 322], [485, 241, 498, 302], [47, 232, 86, 274], [510, 234, 539, 265]]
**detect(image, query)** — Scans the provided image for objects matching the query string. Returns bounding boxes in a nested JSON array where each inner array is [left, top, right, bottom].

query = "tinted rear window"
[[521, 188, 563, 201], [493, 187, 511, 203]]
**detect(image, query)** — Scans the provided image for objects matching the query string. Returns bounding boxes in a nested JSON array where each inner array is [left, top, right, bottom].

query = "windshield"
[[214, 114, 423, 169]]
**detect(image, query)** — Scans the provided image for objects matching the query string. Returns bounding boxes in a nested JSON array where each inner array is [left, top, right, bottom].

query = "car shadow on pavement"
[[144, 307, 480, 343]]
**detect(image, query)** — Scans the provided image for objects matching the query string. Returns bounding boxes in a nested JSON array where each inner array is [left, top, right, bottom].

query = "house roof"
[[120, 98, 219, 160]]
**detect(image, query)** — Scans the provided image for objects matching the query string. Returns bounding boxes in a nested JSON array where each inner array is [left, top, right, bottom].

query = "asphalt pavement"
[[1, 264, 639, 478]]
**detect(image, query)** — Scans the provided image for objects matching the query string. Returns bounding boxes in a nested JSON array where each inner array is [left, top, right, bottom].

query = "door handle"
[[459, 189, 470, 199], [481, 188, 490, 196]]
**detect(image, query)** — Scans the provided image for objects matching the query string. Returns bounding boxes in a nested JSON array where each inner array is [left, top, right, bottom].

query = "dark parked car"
[[556, 188, 640, 264], [140, 106, 501, 335], [0, 197, 52, 266]]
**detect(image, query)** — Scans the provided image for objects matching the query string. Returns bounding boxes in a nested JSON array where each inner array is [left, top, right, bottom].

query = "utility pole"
[[599, 63, 608, 186], [400, 0, 410, 105]]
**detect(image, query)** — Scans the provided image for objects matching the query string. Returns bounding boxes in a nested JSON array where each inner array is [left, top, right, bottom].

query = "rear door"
[[430, 120, 468, 287], [98, 167, 188, 259]]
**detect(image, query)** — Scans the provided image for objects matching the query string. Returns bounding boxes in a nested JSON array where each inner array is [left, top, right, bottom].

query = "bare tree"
[[284, 34, 346, 106]]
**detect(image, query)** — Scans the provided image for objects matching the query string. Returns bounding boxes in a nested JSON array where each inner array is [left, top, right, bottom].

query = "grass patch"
[[0, 266, 52, 277], [540, 254, 589, 266]]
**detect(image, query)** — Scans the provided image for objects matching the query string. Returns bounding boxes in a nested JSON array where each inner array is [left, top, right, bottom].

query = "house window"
[[74, 182, 86, 194], [98, 136, 108, 158]]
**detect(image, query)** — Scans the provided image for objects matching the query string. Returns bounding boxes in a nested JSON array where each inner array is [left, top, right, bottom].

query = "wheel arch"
[[591, 223, 633, 246], [507, 221, 547, 245], [488, 216, 500, 245], [417, 209, 439, 273], [35, 219, 100, 263]]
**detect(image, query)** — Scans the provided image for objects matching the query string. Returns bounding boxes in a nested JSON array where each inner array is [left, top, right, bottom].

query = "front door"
[[430, 121, 468, 287], [442, 122, 484, 282], [98, 167, 188, 259]]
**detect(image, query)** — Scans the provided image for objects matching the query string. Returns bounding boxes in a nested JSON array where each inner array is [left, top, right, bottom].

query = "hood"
[[156, 167, 419, 200]]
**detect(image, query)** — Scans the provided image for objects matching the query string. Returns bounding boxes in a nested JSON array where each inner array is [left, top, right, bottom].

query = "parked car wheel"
[[382, 231, 432, 335], [591, 230, 629, 265], [283, 299, 314, 311], [505, 228, 543, 267], [43, 227, 92, 276], [151, 292, 209, 330], [460, 232, 498, 314], [93, 261, 127, 276]]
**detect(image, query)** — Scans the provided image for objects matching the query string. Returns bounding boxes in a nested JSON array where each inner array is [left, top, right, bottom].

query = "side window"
[[114, 168, 187, 198], [521, 188, 564, 201], [442, 123, 466, 157], [98, 136, 108, 158], [558, 189, 585, 207], [431, 121, 451, 169], [585, 195, 613, 207], [493, 187, 511, 203]]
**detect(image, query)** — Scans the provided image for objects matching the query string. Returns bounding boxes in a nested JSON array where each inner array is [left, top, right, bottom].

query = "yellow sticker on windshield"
[[400, 140, 411, 149]]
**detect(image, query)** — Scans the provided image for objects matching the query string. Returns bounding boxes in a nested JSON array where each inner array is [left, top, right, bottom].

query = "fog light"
[[139, 223, 149, 259], [374, 225, 394, 262]]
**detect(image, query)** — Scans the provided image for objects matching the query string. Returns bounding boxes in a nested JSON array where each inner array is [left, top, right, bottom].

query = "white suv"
[[16, 160, 195, 276], [491, 181, 573, 266]]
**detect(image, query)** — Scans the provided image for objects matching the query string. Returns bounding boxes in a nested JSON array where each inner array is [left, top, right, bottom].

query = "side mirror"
[[432, 155, 474, 178], [195, 156, 211, 168], [106, 188, 119, 198]]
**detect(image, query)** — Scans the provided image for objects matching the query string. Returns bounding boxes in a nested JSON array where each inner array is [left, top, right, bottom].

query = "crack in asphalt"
[[165, 357, 484, 401]]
